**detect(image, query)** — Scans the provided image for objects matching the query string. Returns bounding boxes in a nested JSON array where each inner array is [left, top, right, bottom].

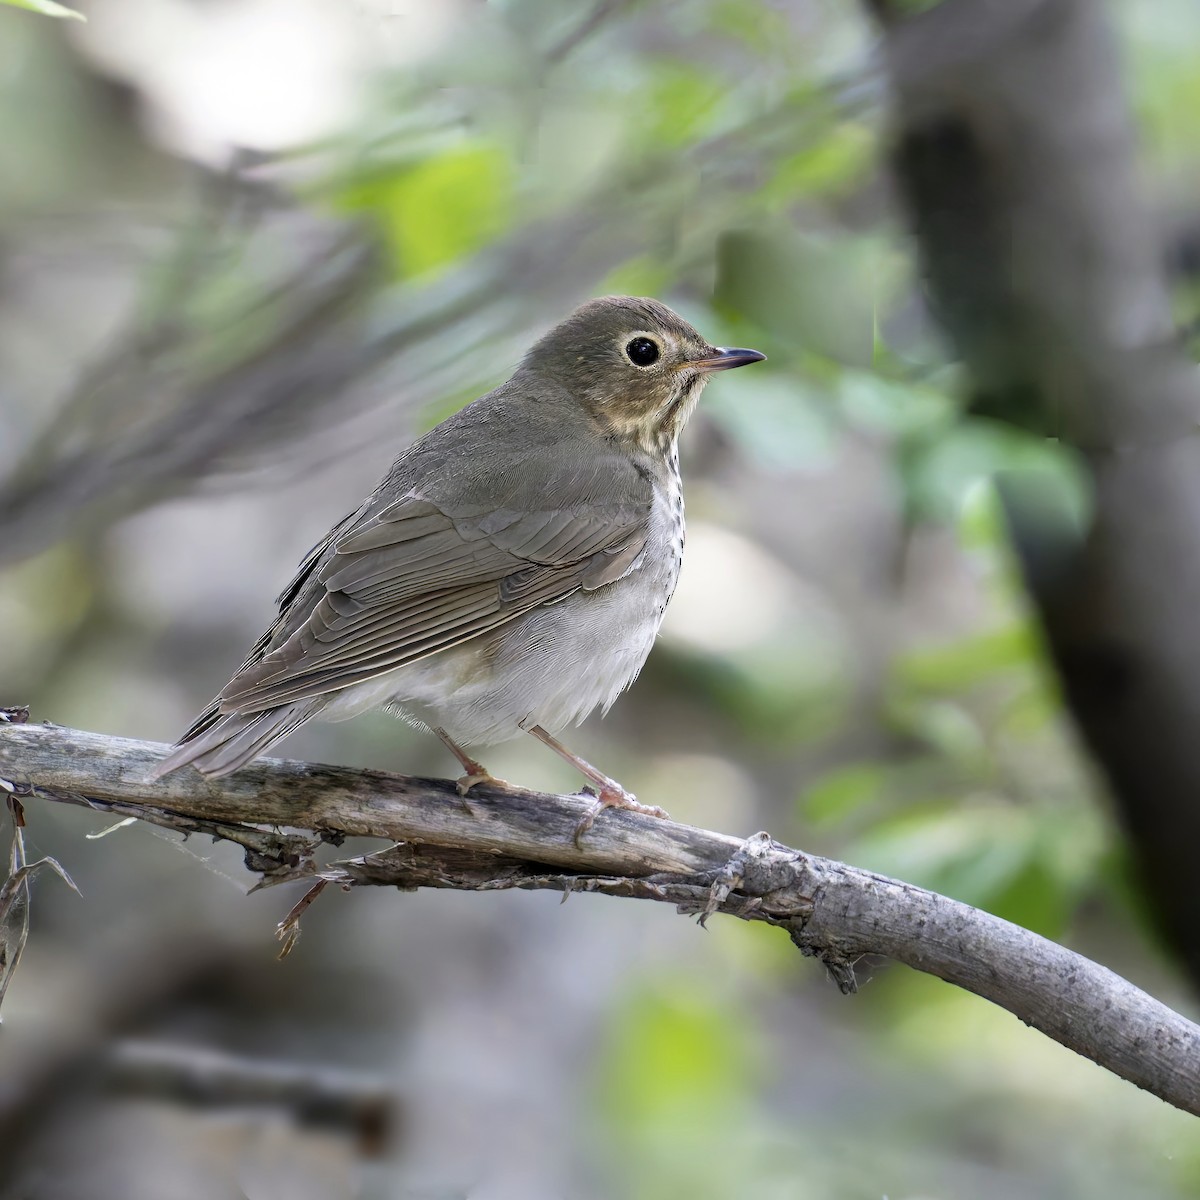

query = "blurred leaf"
[[895, 624, 1042, 693], [837, 368, 956, 439], [803, 763, 888, 825], [342, 144, 514, 279], [705, 0, 792, 54], [595, 981, 762, 1199], [530, 97, 630, 207], [987, 856, 1072, 938], [704, 371, 837, 470], [598, 255, 676, 299], [763, 122, 875, 205], [1122, 3, 1200, 177], [643, 61, 729, 147], [1, 0, 84, 19], [996, 683, 1061, 737], [886, 697, 988, 766], [957, 474, 1010, 552], [708, 914, 798, 979], [715, 227, 887, 366], [901, 418, 1090, 526], [598, 984, 757, 1131], [848, 800, 1038, 912], [683, 635, 849, 746], [847, 792, 1105, 937]]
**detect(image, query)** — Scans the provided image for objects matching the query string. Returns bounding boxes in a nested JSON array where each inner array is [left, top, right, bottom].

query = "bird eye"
[[625, 337, 660, 367]]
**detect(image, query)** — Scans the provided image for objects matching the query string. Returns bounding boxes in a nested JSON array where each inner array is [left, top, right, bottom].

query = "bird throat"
[[623, 373, 706, 456]]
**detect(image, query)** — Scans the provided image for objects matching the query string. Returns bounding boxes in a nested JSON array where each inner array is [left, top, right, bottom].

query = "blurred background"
[[1, 0, 1198, 1196]]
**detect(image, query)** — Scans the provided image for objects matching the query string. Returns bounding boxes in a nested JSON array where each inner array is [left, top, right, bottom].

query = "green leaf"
[[894, 624, 1042, 693], [763, 122, 875, 204], [597, 985, 755, 1128], [847, 789, 1107, 937], [886, 697, 988, 765], [691, 636, 849, 746], [705, 0, 792, 54], [704, 371, 837, 471], [340, 144, 514, 279], [847, 800, 1039, 913], [837, 369, 956, 440], [1, 0, 85, 18], [642, 61, 728, 147], [901, 418, 1091, 527], [715, 227, 897, 368], [598, 255, 675, 299], [594, 979, 763, 1196], [803, 763, 889, 825]]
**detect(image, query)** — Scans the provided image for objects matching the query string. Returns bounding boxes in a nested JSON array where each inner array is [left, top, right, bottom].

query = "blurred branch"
[[0, 46, 862, 570], [104, 1039, 393, 1154], [0, 215, 383, 567], [544, 0, 635, 64], [866, 0, 1200, 986], [2, 722, 1198, 1118], [0, 932, 260, 1170]]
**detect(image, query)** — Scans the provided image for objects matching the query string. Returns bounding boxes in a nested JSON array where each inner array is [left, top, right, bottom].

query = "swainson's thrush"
[[152, 296, 765, 830]]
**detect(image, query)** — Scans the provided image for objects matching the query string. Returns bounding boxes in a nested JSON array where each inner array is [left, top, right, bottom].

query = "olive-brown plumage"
[[152, 296, 764, 827]]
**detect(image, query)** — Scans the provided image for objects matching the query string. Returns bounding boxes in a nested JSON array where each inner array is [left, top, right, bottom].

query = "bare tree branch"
[[104, 1039, 394, 1153], [1, 721, 1197, 1118], [865, 0, 1200, 985]]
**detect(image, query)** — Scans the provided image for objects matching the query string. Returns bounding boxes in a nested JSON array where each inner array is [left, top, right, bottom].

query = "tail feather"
[[148, 699, 324, 781]]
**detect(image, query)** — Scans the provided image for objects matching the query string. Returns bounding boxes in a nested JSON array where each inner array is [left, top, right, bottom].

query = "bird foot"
[[456, 770, 498, 797], [453, 769, 517, 816], [433, 727, 510, 807], [700, 830, 775, 927], [574, 784, 670, 846]]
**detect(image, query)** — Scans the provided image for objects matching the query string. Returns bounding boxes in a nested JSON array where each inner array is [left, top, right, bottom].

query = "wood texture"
[[2, 719, 1198, 1117]]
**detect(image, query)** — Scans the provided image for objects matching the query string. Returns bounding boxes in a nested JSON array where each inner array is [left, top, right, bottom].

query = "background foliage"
[[0, 1, 1197, 1196]]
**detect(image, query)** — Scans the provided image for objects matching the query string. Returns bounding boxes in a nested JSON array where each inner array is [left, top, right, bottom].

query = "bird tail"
[[147, 698, 325, 781]]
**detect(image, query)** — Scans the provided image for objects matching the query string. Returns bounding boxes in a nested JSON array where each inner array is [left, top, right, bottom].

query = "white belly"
[[322, 475, 684, 746]]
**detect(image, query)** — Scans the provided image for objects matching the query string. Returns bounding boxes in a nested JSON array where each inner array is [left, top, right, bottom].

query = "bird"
[[151, 295, 765, 833]]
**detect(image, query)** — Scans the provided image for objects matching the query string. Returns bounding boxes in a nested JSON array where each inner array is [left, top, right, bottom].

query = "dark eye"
[[625, 337, 660, 367]]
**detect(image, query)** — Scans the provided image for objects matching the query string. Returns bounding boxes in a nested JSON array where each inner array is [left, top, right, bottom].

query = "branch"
[[1, 721, 1198, 1117], [104, 1040, 393, 1153], [867, 0, 1200, 984]]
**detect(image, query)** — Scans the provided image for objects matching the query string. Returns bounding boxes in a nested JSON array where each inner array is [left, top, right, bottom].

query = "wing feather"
[[216, 478, 651, 715]]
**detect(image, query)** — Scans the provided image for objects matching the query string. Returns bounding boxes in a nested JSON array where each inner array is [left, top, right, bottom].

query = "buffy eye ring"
[[625, 337, 660, 367]]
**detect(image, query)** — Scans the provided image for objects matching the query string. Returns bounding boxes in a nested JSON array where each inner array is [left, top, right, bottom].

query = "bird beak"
[[690, 346, 767, 371]]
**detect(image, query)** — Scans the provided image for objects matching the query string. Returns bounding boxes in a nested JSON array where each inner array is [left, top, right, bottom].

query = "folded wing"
[[213, 486, 650, 715]]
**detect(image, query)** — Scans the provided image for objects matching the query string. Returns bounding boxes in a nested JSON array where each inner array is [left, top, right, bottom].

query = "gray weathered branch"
[[1, 720, 1198, 1117]]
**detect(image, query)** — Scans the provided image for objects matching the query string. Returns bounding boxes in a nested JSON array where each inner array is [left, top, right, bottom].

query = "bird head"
[[521, 295, 765, 451]]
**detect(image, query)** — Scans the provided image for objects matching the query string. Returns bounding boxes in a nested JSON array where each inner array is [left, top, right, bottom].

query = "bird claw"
[[454, 769, 515, 815], [700, 831, 774, 926], [573, 785, 670, 846], [455, 771, 494, 797]]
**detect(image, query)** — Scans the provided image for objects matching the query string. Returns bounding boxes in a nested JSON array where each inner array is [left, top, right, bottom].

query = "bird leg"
[[432, 727, 507, 798], [526, 725, 669, 841]]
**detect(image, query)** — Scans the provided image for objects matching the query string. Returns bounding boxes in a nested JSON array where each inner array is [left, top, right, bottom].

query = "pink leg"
[[433, 727, 507, 797], [527, 725, 669, 840]]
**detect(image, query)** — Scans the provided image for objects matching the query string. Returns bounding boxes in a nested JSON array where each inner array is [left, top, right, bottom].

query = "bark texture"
[[2, 720, 1198, 1117]]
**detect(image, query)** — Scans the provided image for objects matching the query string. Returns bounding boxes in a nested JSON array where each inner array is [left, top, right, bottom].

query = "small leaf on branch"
[[0, 0, 86, 19]]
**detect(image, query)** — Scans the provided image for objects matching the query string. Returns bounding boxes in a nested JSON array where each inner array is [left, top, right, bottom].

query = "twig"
[[544, 0, 633, 64], [104, 1039, 394, 1154], [1, 720, 1198, 1117]]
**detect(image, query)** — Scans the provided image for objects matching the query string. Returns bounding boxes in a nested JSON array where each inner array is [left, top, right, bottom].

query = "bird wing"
[[213, 454, 652, 715]]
